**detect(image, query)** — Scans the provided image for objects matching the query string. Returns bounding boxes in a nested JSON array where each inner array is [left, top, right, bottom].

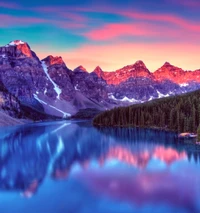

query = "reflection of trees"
[[0, 122, 200, 197], [96, 126, 200, 164]]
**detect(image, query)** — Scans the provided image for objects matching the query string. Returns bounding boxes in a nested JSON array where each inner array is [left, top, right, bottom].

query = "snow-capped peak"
[[7, 40, 25, 46]]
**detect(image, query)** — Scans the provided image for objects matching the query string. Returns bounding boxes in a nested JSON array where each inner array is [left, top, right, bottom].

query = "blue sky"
[[0, 0, 200, 71]]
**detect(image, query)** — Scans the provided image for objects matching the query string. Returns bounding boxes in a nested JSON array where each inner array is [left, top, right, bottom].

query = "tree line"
[[93, 89, 200, 134]]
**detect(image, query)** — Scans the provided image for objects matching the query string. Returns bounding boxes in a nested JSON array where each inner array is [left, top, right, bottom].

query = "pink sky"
[[36, 42, 200, 72], [1, 1, 200, 72]]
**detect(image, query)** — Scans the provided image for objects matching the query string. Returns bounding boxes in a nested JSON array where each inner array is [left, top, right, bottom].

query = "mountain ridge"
[[0, 39, 200, 123]]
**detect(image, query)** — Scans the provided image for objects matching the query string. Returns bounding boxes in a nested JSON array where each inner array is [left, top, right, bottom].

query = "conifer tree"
[[197, 125, 200, 142]]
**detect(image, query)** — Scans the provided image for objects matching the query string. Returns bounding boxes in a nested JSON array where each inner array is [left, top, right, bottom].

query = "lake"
[[0, 120, 200, 213]]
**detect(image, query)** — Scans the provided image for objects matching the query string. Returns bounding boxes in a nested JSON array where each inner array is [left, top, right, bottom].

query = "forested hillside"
[[93, 89, 200, 133]]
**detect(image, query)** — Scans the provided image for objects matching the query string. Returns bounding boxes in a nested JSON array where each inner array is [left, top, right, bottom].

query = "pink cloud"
[[120, 11, 200, 32], [166, 0, 200, 8], [34, 6, 97, 13], [84, 22, 195, 41], [35, 6, 88, 23], [84, 23, 152, 40], [55, 21, 87, 29], [60, 12, 88, 22], [0, 14, 46, 27], [33, 4, 200, 36], [34, 5, 200, 34], [0, 14, 86, 29]]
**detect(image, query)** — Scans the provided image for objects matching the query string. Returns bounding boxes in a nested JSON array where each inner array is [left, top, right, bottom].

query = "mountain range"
[[0, 40, 200, 123]]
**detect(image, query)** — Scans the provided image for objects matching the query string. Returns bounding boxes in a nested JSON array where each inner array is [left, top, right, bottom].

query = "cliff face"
[[0, 79, 21, 118], [0, 40, 47, 110]]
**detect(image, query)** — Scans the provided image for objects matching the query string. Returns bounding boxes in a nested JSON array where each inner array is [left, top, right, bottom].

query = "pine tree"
[[141, 112, 144, 126], [192, 106, 196, 132], [93, 89, 200, 133], [197, 125, 200, 142], [177, 110, 180, 133]]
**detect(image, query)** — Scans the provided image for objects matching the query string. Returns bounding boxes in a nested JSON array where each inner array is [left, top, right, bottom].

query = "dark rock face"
[[42, 56, 74, 101], [0, 41, 48, 109], [0, 40, 200, 121], [0, 79, 21, 118], [71, 66, 108, 102], [42, 55, 65, 67]]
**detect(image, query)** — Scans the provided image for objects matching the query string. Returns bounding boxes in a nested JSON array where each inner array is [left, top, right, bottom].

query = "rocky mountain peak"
[[42, 55, 65, 67], [153, 61, 187, 84], [93, 66, 103, 77], [133, 60, 146, 67], [74, 65, 87, 73], [163, 61, 171, 66], [1, 40, 34, 58], [6, 40, 25, 46]]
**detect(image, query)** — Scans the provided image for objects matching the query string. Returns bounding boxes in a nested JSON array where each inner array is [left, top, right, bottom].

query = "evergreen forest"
[[93, 89, 200, 133]]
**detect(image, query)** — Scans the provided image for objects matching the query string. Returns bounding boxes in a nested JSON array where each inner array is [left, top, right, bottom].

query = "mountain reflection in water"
[[0, 121, 200, 213]]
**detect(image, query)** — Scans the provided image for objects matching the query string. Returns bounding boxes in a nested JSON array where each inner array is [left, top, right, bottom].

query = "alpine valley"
[[0, 40, 200, 124]]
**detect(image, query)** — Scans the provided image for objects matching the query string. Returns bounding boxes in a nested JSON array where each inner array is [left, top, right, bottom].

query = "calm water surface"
[[0, 120, 200, 213]]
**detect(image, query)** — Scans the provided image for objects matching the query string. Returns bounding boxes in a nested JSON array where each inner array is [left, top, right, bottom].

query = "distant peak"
[[94, 66, 103, 77], [74, 65, 87, 72], [42, 55, 65, 66], [163, 62, 172, 66], [95, 65, 102, 69], [94, 66, 102, 72], [134, 60, 146, 67]]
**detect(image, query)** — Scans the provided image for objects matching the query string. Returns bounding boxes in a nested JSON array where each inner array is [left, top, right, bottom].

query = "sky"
[[0, 0, 200, 72]]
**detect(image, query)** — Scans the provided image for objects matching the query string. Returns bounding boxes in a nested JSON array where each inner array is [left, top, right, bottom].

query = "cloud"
[[0, 2, 21, 9], [0, 14, 86, 30], [84, 23, 152, 41], [60, 12, 88, 22], [35, 6, 88, 24], [83, 22, 197, 41], [120, 11, 200, 32], [34, 5, 200, 34], [0, 14, 46, 27], [166, 0, 200, 8]]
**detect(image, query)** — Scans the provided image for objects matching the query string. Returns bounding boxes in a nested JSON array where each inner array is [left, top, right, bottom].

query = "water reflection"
[[0, 121, 200, 213]]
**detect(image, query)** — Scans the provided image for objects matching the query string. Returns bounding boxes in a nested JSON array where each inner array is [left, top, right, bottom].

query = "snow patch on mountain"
[[109, 93, 138, 103], [148, 96, 154, 101], [157, 90, 170, 98], [180, 83, 189, 87], [42, 61, 62, 99], [33, 94, 47, 105], [75, 84, 79, 91], [49, 105, 71, 118], [34, 94, 71, 117], [6, 40, 25, 47], [0, 54, 6, 58]]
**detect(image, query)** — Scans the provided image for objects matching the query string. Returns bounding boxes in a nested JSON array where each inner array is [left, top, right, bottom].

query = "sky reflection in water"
[[0, 121, 200, 213]]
